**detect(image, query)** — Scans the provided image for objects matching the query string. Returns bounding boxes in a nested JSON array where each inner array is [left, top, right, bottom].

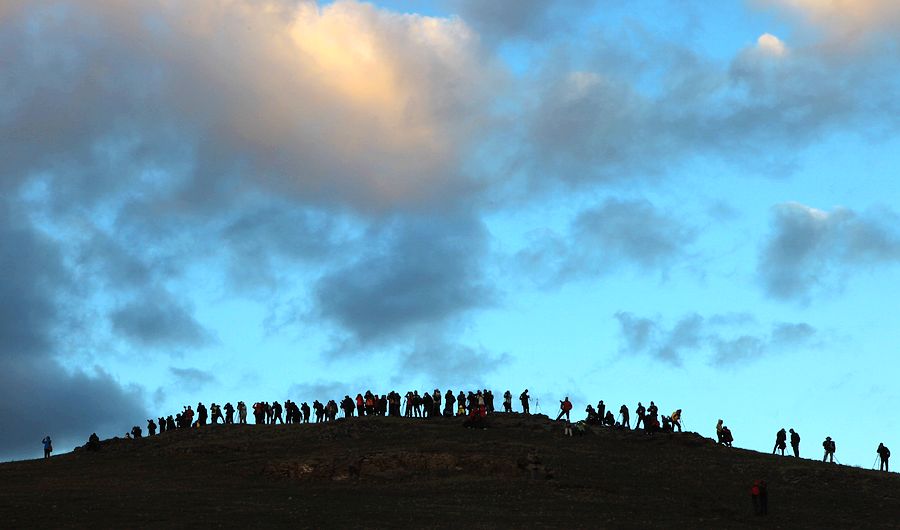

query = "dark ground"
[[2, 414, 898, 528]]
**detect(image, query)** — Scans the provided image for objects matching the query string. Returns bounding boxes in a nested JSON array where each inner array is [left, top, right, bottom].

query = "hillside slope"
[[2, 414, 898, 528]]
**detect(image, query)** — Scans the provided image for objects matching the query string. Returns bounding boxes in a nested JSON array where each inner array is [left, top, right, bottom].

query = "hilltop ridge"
[[3, 414, 899, 528]]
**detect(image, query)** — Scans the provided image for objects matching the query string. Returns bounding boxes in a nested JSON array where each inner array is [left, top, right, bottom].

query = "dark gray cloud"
[[169, 367, 217, 391], [287, 380, 360, 402], [396, 332, 511, 385], [0, 357, 145, 461], [110, 294, 214, 350], [758, 203, 900, 301], [0, 201, 146, 461], [615, 311, 817, 366], [315, 213, 493, 345], [449, 0, 591, 42], [521, 199, 695, 284]]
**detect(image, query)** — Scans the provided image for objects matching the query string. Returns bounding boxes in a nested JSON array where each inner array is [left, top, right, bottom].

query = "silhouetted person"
[[211, 403, 223, 424], [716, 419, 724, 444], [722, 425, 733, 447], [301, 402, 310, 423], [822, 436, 835, 463], [197, 402, 208, 426], [413, 391, 422, 417], [671, 409, 682, 432], [485, 389, 494, 413], [158, 416, 166, 434], [444, 390, 456, 416], [773, 428, 787, 455], [597, 401, 606, 424], [86, 433, 100, 451], [422, 392, 434, 418], [273, 401, 284, 424], [237, 401, 247, 424], [131, 425, 142, 439], [878, 443, 891, 471], [635, 402, 645, 429], [147, 419, 157, 436], [503, 390, 512, 413], [556, 397, 572, 421], [433, 389, 442, 417], [604, 410, 615, 426], [166, 415, 176, 431], [224, 402, 235, 424], [619, 404, 630, 429], [520, 390, 530, 414], [647, 401, 658, 418], [585, 405, 598, 424], [789, 429, 800, 457], [42, 436, 52, 459], [457, 391, 466, 416]]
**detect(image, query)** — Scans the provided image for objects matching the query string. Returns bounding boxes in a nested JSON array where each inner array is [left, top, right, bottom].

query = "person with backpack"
[[147, 419, 157, 436], [722, 425, 734, 447], [556, 397, 573, 421], [878, 443, 891, 471], [671, 409, 682, 432], [520, 389, 530, 415], [503, 390, 512, 413], [42, 436, 52, 459], [773, 428, 787, 455], [619, 404, 630, 429], [635, 402, 646, 429], [822, 436, 836, 463], [789, 429, 800, 457]]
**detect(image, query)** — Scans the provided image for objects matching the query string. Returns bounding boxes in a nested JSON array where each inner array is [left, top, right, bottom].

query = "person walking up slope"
[[556, 397, 573, 421]]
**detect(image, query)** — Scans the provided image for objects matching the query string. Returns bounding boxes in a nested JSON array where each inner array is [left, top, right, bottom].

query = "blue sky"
[[2, 0, 900, 467]]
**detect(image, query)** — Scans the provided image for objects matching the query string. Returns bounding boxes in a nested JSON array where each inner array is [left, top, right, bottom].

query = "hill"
[[2, 414, 898, 528]]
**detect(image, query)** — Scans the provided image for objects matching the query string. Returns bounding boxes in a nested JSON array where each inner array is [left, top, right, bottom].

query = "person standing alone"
[[42, 436, 52, 459]]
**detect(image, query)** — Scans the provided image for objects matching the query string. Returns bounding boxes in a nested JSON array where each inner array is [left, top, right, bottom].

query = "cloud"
[[287, 380, 360, 402], [110, 292, 214, 349], [0, 201, 146, 461], [520, 199, 696, 284], [516, 22, 900, 189], [169, 367, 216, 391], [314, 213, 493, 345], [758, 202, 900, 301], [0, 0, 495, 211], [756, 33, 788, 56], [759, 0, 900, 41], [614, 311, 817, 366], [396, 331, 511, 384], [448, 0, 590, 42]]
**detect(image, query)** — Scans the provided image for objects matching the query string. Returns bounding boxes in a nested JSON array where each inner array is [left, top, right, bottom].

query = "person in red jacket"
[[556, 397, 573, 421]]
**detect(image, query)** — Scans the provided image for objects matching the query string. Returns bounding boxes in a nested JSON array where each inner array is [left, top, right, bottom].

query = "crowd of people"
[[48, 387, 891, 474]]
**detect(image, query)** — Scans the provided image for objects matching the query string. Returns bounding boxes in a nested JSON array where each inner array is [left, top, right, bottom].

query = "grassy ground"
[[2, 414, 898, 528]]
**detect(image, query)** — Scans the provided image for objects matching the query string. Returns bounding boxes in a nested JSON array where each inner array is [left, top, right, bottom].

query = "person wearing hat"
[[822, 436, 836, 463]]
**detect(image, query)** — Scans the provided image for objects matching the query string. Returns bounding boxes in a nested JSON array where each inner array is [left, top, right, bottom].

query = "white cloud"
[[756, 33, 787, 56], [0, 0, 497, 210]]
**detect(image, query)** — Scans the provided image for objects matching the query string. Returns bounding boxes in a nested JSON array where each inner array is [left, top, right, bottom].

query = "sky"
[[2, 0, 900, 467]]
